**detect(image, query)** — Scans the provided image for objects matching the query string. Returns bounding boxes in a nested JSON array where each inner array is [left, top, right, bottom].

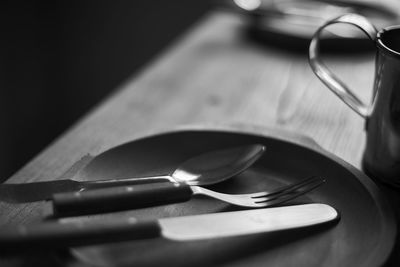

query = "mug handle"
[[309, 13, 377, 118]]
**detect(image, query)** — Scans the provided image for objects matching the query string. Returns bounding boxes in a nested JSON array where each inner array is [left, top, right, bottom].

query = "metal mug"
[[309, 13, 400, 188]]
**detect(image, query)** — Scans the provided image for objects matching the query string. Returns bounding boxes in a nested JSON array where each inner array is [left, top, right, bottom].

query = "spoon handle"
[[51, 183, 193, 217]]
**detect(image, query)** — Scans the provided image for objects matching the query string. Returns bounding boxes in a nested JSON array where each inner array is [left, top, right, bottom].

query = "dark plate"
[[69, 125, 395, 267]]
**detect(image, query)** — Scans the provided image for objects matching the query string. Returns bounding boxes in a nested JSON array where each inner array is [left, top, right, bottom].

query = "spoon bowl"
[[172, 144, 265, 185]]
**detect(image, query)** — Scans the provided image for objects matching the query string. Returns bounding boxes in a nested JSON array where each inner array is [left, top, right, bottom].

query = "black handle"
[[52, 183, 193, 217], [0, 218, 160, 254]]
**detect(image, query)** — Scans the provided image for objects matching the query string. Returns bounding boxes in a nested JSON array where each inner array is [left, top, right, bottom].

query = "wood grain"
[[0, 10, 398, 266]]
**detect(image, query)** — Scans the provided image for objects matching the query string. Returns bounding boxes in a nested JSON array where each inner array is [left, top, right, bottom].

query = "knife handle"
[[0, 218, 160, 254], [52, 183, 193, 217]]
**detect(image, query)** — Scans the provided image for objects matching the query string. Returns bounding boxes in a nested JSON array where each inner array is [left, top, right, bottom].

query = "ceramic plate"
[[67, 125, 395, 267]]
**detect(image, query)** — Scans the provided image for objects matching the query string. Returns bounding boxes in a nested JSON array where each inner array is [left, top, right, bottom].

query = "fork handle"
[[52, 183, 193, 217]]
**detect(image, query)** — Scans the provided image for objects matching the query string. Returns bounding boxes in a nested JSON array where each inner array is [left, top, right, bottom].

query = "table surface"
[[1, 9, 399, 266]]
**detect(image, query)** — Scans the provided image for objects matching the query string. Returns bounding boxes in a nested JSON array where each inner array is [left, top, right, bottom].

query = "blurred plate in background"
[[230, 0, 399, 51]]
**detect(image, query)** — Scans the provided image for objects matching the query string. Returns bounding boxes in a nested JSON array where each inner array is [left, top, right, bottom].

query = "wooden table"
[[1, 10, 399, 266]]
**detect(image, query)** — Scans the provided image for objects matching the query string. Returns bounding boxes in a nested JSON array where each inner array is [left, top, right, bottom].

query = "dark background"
[[0, 1, 213, 181]]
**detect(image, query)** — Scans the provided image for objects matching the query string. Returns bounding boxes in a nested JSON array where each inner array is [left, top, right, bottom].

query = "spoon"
[[0, 144, 266, 203]]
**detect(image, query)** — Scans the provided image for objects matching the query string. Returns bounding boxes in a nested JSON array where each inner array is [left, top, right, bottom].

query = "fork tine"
[[249, 192, 271, 198], [254, 176, 325, 202], [253, 179, 321, 203], [254, 177, 325, 203], [251, 176, 322, 199], [255, 178, 325, 207]]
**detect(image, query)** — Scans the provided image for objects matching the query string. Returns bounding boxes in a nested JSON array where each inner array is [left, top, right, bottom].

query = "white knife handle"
[[0, 218, 160, 254]]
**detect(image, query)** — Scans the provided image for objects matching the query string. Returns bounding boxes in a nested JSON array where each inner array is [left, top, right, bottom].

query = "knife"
[[0, 204, 338, 254]]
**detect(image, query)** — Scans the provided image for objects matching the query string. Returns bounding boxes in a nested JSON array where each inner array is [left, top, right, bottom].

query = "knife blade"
[[0, 204, 338, 254], [0, 155, 94, 203]]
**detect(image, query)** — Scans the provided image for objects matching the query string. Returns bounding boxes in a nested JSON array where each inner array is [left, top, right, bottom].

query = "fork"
[[192, 176, 324, 208], [51, 176, 324, 217]]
